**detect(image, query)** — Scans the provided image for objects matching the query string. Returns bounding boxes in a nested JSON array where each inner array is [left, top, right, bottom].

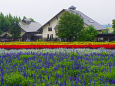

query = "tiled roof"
[[66, 9, 106, 30], [40, 6, 106, 31], [19, 21, 41, 32]]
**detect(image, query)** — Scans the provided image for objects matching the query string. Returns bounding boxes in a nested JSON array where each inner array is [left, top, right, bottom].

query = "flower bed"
[[0, 44, 115, 49], [0, 42, 115, 49], [0, 42, 115, 45], [1, 49, 115, 85]]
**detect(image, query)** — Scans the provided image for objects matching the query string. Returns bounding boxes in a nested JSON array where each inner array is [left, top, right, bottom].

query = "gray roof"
[[19, 21, 41, 32], [40, 7, 106, 31], [66, 9, 106, 30]]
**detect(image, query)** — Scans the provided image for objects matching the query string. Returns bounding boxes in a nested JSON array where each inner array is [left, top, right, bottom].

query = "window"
[[48, 27, 52, 31]]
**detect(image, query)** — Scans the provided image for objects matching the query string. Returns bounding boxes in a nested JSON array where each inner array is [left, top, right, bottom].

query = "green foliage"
[[29, 18, 35, 22], [79, 25, 98, 41], [0, 12, 35, 40], [4, 72, 24, 85], [0, 13, 21, 32], [112, 19, 115, 33], [112, 19, 115, 28], [0, 29, 2, 35], [19, 54, 34, 59], [57, 11, 84, 41], [4, 72, 34, 86], [36, 39, 43, 42], [9, 22, 21, 40], [102, 29, 108, 34], [72, 70, 81, 77], [23, 16, 27, 19], [104, 72, 115, 82], [89, 65, 103, 73]]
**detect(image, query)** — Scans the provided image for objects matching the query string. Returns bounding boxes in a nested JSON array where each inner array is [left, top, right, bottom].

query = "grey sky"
[[0, 0, 115, 25]]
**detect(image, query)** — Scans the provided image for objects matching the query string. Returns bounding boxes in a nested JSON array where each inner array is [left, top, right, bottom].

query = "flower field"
[[1, 48, 115, 86], [0, 42, 115, 49]]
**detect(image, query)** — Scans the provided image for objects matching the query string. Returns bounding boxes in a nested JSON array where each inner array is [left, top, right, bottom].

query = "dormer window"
[[48, 27, 52, 31]]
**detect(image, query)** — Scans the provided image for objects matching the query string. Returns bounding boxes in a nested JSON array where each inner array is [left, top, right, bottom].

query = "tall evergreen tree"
[[9, 22, 21, 40]]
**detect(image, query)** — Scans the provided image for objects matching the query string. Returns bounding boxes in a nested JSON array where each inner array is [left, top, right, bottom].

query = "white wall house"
[[40, 6, 106, 41], [40, 10, 64, 40]]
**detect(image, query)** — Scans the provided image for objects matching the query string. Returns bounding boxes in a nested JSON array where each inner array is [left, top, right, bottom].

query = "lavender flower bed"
[[0, 49, 115, 85]]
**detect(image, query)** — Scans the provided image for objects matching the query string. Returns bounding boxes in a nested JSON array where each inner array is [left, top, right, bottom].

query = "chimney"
[[68, 6, 76, 10]]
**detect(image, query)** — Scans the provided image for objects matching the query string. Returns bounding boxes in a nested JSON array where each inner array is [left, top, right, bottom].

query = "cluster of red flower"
[[0, 44, 115, 49]]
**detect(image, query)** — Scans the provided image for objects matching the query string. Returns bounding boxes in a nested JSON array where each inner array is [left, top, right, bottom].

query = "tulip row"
[[0, 44, 115, 49], [0, 42, 115, 45]]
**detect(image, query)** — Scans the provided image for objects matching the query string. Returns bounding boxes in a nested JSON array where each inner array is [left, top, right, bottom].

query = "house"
[[19, 18, 42, 41], [0, 32, 12, 42], [97, 25, 115, 42], [40, 6, 106, 41], [104, 24, 113, 33], [0, 18, 42, 42]]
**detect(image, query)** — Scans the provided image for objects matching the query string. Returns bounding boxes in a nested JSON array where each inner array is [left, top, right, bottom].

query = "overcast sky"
[[0, 0, 115, 25]]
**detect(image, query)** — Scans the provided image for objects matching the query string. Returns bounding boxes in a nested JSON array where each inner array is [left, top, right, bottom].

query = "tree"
[[9, 22, 21, 40], [79, 26, 98, 41], [0, 29, 2, 35], [0, 12, 35, 40], [23, 16, 27, 19], [112, 19, 115, 33], [56, 11, 84, 41], [102, 29, 108, 34], [0, 12, 21, 32], [29, 18, 35, 22]]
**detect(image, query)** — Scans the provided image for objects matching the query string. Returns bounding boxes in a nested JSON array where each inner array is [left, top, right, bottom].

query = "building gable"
[[19, 18, 42, 33], [41, 6, 106, 40]]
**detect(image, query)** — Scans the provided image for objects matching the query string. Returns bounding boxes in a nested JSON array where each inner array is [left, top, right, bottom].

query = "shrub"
[[19, 55, 34, 59], [105, 72, 115, 82], [4, 72, 34, 86], [4, 72, 25, 85]]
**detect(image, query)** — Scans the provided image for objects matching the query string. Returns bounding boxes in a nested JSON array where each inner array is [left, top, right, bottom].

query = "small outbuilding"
[[19, 18, 42, 41]]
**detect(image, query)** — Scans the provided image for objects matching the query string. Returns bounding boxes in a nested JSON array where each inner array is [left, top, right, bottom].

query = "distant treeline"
[[0, 12, 21, 34]]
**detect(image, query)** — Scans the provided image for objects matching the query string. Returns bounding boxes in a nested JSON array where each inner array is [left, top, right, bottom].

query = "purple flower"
[[64, 80, 66, 86], [75, 80, 77, 86], [71, 81, 73, 86]]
